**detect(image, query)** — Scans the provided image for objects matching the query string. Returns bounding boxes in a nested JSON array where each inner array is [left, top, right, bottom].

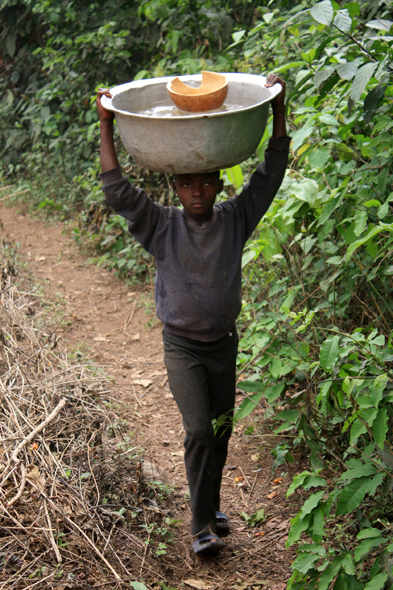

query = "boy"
[[96, 73, 289, 556]]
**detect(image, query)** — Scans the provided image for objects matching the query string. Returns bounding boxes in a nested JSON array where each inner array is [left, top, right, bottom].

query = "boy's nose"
[[193, 183, 203, 196]]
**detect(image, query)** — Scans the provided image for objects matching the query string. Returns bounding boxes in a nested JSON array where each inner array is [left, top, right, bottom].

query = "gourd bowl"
[[167, 71, 228, 112]]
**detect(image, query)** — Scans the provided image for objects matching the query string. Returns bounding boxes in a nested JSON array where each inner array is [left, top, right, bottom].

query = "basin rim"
[[102, 73, 281, 120]]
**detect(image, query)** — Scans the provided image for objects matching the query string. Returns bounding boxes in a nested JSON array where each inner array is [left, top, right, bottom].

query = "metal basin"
[[101, 73, 281, 174]]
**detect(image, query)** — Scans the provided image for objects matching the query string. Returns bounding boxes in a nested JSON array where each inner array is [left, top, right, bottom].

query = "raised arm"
[[265, 74, 286, 138], [96, 88, 120, 173]]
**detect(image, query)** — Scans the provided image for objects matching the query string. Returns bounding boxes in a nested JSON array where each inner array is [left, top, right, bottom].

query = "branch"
[[7, 464, 27, 506], [11, 398, 66, 464]]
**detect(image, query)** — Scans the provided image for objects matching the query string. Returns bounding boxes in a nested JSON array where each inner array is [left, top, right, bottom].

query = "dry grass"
[[0, 239, 163, 589]]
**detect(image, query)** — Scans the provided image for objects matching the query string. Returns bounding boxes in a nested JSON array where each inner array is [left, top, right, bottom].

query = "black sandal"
[[192, 532, 225, 556], [215, 510, 230, 533]]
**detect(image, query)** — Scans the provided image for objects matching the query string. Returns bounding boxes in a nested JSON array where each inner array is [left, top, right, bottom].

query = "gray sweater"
[[101, 136, 290, 342]]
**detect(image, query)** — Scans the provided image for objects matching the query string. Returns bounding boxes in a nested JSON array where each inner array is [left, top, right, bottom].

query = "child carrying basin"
[[96, 73, 290, 556]]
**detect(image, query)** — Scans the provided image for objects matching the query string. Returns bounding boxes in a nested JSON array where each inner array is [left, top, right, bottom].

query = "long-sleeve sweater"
[[101, 135, 290, 342]]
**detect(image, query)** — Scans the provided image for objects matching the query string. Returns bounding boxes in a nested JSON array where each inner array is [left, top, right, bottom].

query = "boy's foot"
[[192, 532, 225, 556], [215, 511, 230, 533]]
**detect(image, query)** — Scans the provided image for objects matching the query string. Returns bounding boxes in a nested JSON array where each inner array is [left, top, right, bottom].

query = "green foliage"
[[240, 508, 266, 527], [231, 1, 393, 587]]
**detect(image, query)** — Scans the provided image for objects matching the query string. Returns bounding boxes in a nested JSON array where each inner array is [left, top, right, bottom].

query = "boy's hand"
[[265, 74, 286, 138], [96, 88, 114, 124], [265, 74, 286, 107], [97, 88, 119, 172]]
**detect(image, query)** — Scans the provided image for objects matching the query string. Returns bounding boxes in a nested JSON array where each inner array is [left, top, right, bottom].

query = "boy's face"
[[172, 172, 223, 225]]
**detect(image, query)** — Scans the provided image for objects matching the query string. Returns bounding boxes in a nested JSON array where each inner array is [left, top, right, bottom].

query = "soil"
[[0, 200, 303, 590]]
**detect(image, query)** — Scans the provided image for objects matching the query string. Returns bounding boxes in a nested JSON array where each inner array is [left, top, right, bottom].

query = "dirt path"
[[1, 201, 298, 589]]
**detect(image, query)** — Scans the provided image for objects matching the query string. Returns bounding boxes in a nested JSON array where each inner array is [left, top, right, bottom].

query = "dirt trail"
[[0, 201, 297, 589]]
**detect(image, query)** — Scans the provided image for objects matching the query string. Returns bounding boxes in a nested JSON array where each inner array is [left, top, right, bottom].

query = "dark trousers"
[[162, 328, 238, 535]]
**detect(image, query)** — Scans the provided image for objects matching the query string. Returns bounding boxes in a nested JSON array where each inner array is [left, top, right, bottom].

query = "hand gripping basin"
[[101, 73, 282, 175]]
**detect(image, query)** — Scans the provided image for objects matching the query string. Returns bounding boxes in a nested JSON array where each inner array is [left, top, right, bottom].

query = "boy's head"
[[172, 171, 223, 224]]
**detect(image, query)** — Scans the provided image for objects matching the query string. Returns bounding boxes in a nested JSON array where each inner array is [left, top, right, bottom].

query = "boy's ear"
[[172, 179, 177, 193], [218, 178, 224, 193]]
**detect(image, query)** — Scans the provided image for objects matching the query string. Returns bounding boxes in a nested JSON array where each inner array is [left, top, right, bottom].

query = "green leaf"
[[320, 335, 340, 371], [378, 202, 389, 220], [265, 382, 285, 403], [336, 60, 360, 81], [242, 249, 258, 268], [351, 63, 378, 102], [357, 527, 383, 540], [340, 464, 377, 481], [292, 551, 320, 573], [275, 409, 299, 424], [377, 167, 389, 195], [287, 471, 312, 496], [333, 9, 352, 33], [354, 211, 368, 237], [40, 106, 51, 121], [232, 30, 246, 43], [130, 583, 148, 590], [346, 225, 384, 261], [334, 572, 363, 590], [319, 113, 339, 126], [366, 19, 392, 31], [263, 12, 275, 24], [300, 490, 325, 518], [354, 536, 385, 562], [286, 513, 311, 546], [364, 84, 387, 122], [308, 148, 331, 168], [311, 508, 325, 543], [319, 557, 343, 590], [310, 0, 333, 26], [292, 126, 315, 152], [341, 553, 356, 576], [4, 32, 16, 57], [364, 573, 388, 590], [273, 61, 305, 73], [303, 475, 328, 489], [237, 381, 266, 393], [292, 179, 319, 203], [235, 390, 264, 420], [226, 165, 244, 189], [314, 67, 335, 88], [350, 417, 368, 442], [372, 408, 388, 449], [336, 476, 372, 516], [134, 70, 149, 81], [346, 2, 360, 18]]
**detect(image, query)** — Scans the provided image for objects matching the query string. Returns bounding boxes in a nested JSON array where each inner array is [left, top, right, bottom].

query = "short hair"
[[172, 170, 221, 182]]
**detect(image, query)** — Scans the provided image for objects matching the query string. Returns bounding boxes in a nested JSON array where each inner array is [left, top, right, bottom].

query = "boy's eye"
[[205, 180, 214, 186]]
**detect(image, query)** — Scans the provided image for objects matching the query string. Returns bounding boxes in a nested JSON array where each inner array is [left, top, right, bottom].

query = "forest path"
[[0, 200, 296, 590]]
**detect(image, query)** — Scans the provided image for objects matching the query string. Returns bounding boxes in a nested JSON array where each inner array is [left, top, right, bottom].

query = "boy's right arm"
[[96, 89, 120, 175], [96, 89, 167, 256]]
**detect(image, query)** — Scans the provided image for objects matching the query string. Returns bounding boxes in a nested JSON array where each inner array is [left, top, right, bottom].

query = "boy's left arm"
[[234, 74, 290, 241]]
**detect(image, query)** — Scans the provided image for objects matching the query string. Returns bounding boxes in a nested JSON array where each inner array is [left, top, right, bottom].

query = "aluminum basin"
[[101, 73, 281, 175]]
